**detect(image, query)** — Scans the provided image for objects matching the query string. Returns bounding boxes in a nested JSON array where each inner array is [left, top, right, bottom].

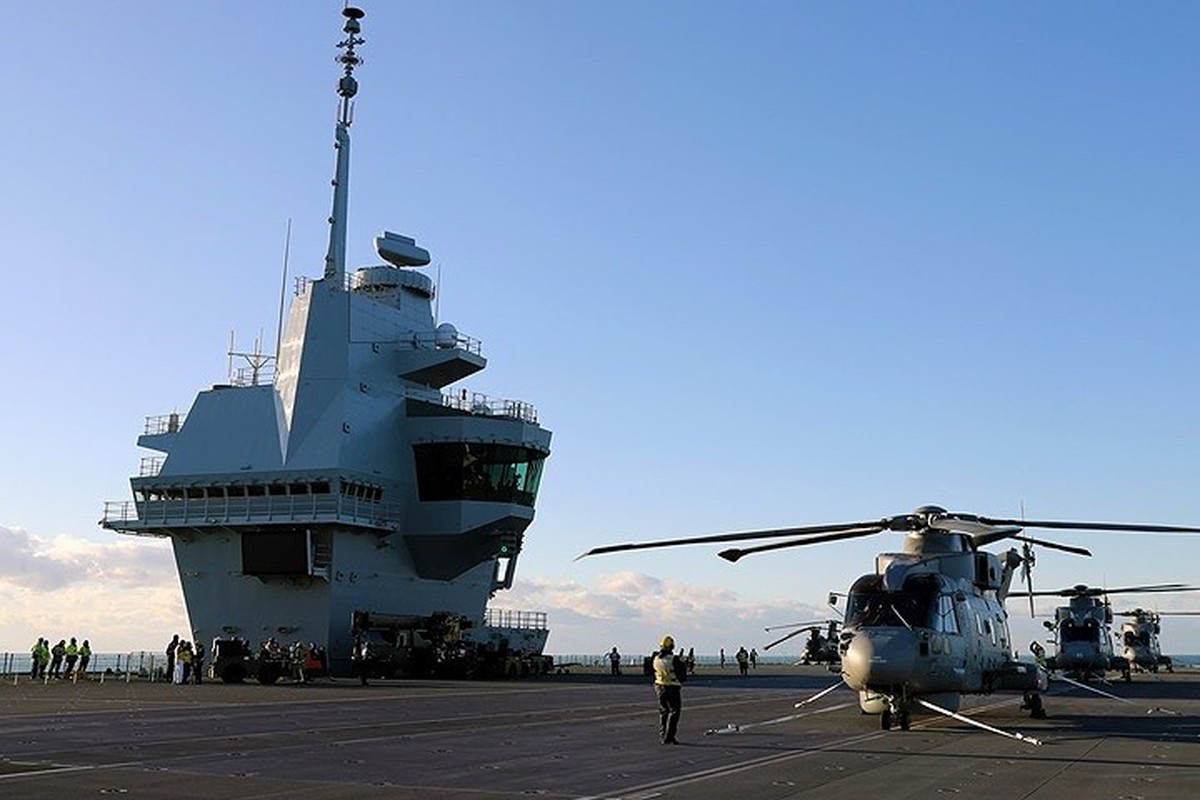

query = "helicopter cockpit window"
[[845, 573, 941, 628], [1061, 618, 1100, 643], [935, 593, 959, 634]]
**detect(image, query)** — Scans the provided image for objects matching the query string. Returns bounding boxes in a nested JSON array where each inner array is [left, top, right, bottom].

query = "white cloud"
[[496, 569, 832, 657], [0, 525, 176, 590], [0, 525, 187, 652], [0, 529, 838, 659]]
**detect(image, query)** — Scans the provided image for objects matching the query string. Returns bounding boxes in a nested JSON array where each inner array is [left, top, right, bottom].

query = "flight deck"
[[1, 665, 1197, 799]]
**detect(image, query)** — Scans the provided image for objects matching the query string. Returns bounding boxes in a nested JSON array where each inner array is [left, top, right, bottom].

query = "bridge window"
[[414, 443, 546, 507], [340, 481, 382, 501]]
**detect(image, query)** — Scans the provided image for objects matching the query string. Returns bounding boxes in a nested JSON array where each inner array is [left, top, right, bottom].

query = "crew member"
[[35, 638, 50, 680], [29, 638, 43, 680], [50, 640, 66, 679], [64, 638, 79, 678], [78, 640, 92, 678], [352, 635, 371, 686], [192, 639, 205, 684], [1029, 640, 1047, 668], [165, 634, 179, 683], [653, 634, 686, 744]]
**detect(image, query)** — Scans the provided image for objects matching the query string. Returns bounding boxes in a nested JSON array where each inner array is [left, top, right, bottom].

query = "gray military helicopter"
[[1006, 583, 1194, 682], [1115, 607, 1200, 674], [763, 618, 842, 665], [582, 504, 1200, 741]]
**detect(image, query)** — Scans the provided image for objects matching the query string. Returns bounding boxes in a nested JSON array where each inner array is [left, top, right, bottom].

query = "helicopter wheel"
[[880, 709, 892, 730], [898, 710, 911, 731]]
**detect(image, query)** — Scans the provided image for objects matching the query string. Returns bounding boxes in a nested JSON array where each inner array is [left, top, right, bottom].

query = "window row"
[[413, 443, 546, 507]]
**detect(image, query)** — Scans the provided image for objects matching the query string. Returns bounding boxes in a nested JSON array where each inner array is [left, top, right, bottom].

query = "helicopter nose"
[[842, 630, 917, 689]]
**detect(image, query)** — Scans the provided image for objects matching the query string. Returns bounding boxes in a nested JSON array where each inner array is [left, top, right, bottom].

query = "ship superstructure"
[[102, 7, 551, 674]]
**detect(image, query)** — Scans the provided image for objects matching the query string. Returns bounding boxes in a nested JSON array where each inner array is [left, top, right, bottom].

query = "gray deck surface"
[[1, 665, 1197, 799]]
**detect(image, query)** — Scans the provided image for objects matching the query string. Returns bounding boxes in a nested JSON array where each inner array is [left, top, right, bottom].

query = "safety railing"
[[404, 329, 483, 355], [139, 457, 164, 477], [440, 390, 538, 424], [230, 363, 276, 387], [144, 413, 186, 435], [101, 492, 401, 531], [0, 651, 175, 682], [485, 609, 548, 631]]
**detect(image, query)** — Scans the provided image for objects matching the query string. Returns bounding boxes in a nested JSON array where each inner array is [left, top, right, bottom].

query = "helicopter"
[[582, 504, 1200, 739], [1115, 607, 1200, 674], [763, 618, 842, 665], [1006, 583, 1195, 682]]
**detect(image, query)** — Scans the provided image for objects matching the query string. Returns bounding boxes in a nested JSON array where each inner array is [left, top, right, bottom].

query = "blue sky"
[[2, 1, 1199, 657]]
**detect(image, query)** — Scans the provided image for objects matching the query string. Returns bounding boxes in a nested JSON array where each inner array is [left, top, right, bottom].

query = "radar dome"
[[435, 323, 459, 349]]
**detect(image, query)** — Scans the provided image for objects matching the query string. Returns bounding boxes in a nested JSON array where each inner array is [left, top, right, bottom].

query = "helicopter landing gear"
[[881, 697, 910, 731]]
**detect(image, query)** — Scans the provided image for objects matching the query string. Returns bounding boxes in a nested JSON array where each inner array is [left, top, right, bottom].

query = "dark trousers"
[[656, 684, 682, 742]]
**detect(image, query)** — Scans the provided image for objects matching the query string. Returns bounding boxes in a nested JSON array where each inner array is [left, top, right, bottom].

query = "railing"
[[0, 651, 173, 681], [144, 413, 186, 435], [551, 654, 799, 668], [405, 329, 483, 356], [440, 390, 539, 424], [101, 492, 401, 531], [295, 275, 482, 356], [230, 363, 276, 387], [485, 609, 548, 631], [139, 456, 164, 477]]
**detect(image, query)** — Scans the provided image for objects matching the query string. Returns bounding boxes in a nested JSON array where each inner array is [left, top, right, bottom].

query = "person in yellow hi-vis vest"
[[78, 640, 92, 678], [64, 638, 79, 678], [652, 635, 687, 744]]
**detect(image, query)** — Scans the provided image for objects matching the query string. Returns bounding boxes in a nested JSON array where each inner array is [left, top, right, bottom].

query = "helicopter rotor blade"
[[1150, 610, 1200, 616], [1009, 582, 1192, 599], [763, 619, 836, 632], [928, 514, 1026, 544], [1010, 535, 1092, 557], [578, 520, 887, 560], [717, 525, 888, 563], [763, 627, 814, 650], [580, 507, 1200, 562], [975, 517, 1200, 535], [1102, 583, 1197, 595]]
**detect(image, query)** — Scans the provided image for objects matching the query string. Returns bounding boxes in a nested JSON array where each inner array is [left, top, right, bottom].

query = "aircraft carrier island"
[[101, 6, 551, 679]]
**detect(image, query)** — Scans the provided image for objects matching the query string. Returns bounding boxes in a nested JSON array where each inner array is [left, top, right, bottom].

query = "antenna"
[[434, 262, 442, 324], [274, 217, 292, 363], [322, 7, 366, 285]]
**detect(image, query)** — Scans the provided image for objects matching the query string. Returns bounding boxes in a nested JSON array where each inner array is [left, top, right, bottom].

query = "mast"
[[322, 6, 366, 286]]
